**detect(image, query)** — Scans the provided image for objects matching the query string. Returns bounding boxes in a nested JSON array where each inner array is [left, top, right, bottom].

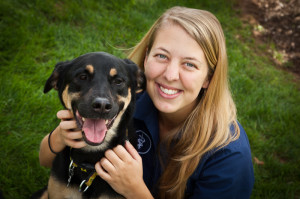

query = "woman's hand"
[[56, 110, 86, 149], [95, 141, 153, 199], [39, 110, 86, 167]]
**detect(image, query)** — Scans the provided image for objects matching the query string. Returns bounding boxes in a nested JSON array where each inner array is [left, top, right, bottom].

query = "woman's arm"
[[39, 110, 86, 167], [95, 141, 154, 199], [39, 127, 62, 167]]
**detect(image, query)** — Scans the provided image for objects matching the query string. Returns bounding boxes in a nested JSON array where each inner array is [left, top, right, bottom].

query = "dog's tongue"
[[82, 119, 107, 143]]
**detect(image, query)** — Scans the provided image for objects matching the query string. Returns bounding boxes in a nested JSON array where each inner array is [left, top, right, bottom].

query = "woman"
[[39, 6, 254, 198]]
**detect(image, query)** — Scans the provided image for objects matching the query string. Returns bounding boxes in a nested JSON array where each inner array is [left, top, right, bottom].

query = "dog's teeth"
[[105, 120, 108, 125], [82, 117, 85, 122]]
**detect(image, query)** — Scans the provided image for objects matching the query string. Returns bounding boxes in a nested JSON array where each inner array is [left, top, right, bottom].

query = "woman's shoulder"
[[206, 122, 252, 165], [186, 122, 254, 198], [227, 122, 251, 154], [190, 121, 253, 179]]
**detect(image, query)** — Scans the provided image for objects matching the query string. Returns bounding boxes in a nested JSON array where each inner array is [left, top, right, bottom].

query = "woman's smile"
[[156, 83, 182, 99]]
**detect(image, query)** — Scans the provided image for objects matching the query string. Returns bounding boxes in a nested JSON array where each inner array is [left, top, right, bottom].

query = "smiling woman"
[[144, 23, 210, 114], [128, 6, 254, 198]]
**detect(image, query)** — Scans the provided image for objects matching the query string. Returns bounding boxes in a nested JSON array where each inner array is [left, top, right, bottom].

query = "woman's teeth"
[[160, 86, 179, 95]]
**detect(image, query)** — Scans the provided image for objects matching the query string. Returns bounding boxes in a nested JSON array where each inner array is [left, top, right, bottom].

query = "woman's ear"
[[202, 79, 210, 89]]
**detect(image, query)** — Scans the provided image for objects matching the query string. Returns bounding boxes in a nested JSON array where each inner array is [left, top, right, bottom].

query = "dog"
[[33, 52, 144, 199]]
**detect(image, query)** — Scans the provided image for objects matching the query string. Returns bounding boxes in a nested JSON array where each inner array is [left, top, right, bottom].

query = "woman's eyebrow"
[[154, 47, 170, 54], [184, 57, 203, 64]]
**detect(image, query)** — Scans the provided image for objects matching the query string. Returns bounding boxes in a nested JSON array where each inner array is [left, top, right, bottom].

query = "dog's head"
[[44, 52, 145, 149]]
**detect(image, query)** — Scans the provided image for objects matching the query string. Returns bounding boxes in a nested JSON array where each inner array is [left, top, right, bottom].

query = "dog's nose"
[[92, 98, 112, 113]]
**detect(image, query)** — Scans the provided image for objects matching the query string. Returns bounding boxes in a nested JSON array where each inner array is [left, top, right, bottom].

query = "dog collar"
[[67, 155, 98, 193], [67, 130, 130, 193]]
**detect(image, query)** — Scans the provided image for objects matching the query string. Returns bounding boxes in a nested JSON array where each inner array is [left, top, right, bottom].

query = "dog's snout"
[[92, 98, 112, 113]]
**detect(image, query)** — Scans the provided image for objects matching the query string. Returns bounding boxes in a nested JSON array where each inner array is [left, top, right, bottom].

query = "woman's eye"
[[156, 54, 167, 59], [185, 62, 196, 68]]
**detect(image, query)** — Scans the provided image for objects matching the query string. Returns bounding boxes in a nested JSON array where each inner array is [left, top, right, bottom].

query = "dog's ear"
[[44, 61, 70, 93], [123, 59, 146, 93], [136, 69, 146, 93]]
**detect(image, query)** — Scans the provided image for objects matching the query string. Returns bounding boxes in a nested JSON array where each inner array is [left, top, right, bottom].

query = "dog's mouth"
[[76, 111, 117, 146]]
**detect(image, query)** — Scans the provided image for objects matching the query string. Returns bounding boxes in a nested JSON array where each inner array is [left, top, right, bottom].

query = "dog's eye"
[[79, 74, 88, 80], [113, 78, 124, 85]]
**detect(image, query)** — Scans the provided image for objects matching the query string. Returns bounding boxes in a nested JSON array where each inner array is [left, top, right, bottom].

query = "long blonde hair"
[[128, 6, 240, 199]]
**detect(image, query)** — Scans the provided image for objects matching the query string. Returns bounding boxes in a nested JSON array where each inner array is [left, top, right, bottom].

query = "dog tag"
[[67, 160, 75, 187]]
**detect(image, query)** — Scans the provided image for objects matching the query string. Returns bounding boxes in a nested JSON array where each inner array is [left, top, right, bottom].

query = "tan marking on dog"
[[86, 64, 94, 74], [62, 85, 80, 110], [39, 190, 48, 199], [117, 88, 132, 111], [112, 88, 132, 130], [46, 175, 125, 199], [109, 68, 117, 77], [47, 175, 82, 199]]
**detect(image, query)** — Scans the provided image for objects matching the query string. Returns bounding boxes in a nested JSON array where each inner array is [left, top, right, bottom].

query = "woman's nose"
[[163, 61, 179, 81]]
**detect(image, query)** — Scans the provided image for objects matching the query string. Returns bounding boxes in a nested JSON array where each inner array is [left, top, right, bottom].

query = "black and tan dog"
[[34, 52, 144, 199]]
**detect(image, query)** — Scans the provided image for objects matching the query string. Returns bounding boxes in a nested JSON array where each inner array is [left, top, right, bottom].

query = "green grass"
[[0, 0, 299, 198]]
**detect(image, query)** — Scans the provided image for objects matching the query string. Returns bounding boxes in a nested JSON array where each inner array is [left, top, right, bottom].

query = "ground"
[[237, 0, 300, 78]]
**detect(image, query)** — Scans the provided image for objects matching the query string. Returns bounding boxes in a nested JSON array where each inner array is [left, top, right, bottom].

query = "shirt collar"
[[134, 91, 159, 147]]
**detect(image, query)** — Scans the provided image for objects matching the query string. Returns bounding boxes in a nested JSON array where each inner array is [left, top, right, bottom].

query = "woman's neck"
[[158, 99, 198, 140], [158, 111, 188, 141]]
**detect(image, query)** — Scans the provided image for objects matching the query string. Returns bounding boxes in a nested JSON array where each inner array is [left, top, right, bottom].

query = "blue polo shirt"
[[134, 92, 254, 198]]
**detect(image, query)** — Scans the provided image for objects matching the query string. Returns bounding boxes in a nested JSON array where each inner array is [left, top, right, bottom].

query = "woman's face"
[[144, 23, 210, 116]]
